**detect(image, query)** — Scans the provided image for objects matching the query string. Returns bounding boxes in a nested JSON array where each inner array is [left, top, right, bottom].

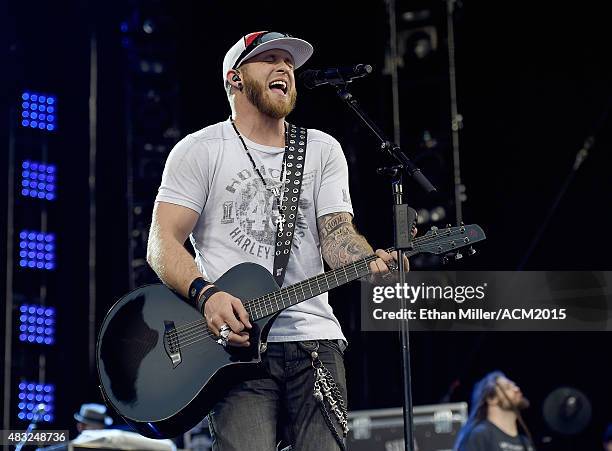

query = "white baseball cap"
[[222, 31, 314, 86]]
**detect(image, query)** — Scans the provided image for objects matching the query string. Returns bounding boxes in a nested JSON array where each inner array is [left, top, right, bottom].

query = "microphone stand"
[[332, 82, 436, 451]]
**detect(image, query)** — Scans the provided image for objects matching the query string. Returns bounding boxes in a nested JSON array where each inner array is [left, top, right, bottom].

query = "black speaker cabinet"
[[347, 402, 468, 451]]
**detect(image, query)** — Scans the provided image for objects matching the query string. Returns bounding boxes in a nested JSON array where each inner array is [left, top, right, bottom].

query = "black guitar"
[[96, 224, 485, 439]]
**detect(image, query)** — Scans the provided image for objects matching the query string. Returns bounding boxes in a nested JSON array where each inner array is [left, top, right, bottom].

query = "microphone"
[[300, 64, 373, 88]]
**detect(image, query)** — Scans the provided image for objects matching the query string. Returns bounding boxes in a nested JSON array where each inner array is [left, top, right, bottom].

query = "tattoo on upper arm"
[[318, 212, 353, 238], [317, 212, 374, 268]]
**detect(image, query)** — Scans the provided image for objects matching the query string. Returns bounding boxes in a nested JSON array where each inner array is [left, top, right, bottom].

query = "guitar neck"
[[241, 223, 487, 320], [246, 246, 413, 321]]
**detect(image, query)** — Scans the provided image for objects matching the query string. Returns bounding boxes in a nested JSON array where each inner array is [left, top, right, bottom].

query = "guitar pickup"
[[163, 320, 182, 368]]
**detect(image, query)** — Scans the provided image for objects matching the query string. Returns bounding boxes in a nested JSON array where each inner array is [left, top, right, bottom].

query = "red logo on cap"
[[244, 31, 267, 47]]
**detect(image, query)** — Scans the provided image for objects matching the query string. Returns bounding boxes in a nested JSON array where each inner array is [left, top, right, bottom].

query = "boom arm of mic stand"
[[334, 84, 437, 194]]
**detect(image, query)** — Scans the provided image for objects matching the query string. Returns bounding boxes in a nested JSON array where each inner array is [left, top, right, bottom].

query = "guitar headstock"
[[412, 223, 486, 260]]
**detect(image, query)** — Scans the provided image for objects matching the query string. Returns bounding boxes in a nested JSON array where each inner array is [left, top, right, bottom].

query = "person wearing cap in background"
[[73, 403, 113, 432], [147, 31, 408, 450]]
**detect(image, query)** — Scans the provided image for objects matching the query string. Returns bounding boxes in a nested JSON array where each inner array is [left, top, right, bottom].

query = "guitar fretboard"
[[245, 246, 416, 321]]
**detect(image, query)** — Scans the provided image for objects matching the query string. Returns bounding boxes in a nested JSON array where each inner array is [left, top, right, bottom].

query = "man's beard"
[[242, 74, 297, 119], [516, 396, 530, 410], [500, 395, 530, 411]]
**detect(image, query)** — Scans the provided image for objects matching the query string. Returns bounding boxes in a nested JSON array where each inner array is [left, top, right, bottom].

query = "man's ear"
[[227, 70, 243, 91]]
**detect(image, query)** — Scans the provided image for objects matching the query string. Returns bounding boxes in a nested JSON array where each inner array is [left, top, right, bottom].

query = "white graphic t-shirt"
[[155, 119, 353, 341]]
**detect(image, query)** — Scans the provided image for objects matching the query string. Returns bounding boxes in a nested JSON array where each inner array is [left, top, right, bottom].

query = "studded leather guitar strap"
[[272, 123, 307, 287]]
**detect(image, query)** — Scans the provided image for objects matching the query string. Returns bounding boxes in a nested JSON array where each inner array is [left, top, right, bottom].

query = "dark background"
[[3, 0, 611, 449]]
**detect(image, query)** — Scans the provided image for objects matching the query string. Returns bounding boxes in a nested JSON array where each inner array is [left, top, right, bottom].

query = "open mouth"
[[269, 80, 288, 96]]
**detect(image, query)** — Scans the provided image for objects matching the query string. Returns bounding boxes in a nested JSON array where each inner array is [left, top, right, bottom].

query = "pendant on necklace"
[[276, 213, 286, 233]]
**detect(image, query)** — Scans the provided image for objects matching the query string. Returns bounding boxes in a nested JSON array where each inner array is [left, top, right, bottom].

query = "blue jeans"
[[208, 340, 347, 451]]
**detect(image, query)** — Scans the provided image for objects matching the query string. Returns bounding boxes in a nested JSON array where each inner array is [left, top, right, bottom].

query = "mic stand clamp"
[[376, 164, 402, 178], [377, 165, 417, 252]]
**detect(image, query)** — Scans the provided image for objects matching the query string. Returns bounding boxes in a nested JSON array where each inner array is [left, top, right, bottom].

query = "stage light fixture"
[[18, 230, 55, 270], [142, 19, 155, 34], [20, 160, 57, 200], [17, 381, 55, 422], [20, 92, 57, 131], [18, 304, 55, 345], [417, 206, 447, 225]]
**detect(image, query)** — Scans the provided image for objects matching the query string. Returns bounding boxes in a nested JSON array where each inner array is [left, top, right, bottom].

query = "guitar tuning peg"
[[430, 226, 438, 231], [455, 252, 463, 260], [468, 246, 477, 256], [446, 223, 452, 229], [460, 221, 464, 226], [442, 256, 449, 265]]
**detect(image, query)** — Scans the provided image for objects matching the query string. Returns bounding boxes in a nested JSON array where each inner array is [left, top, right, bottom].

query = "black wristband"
[[197, 286, 221, 315], [188, 277, 212, 306]]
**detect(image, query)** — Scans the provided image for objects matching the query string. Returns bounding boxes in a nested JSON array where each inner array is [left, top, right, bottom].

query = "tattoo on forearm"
[[317, 212, 374, 269]]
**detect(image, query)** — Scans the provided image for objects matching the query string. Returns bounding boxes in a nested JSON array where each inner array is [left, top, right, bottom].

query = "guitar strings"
[[171, 251, 381, 334], [172, 239, 465, 350], [169, 235, 472, 348], [171, 242, 460, 349], [172, 242, 405, 339], [170, 234, 442, 337], [170, 233, 468, 344], [173, 265, 369, 347], [171, 258, 375, 347]]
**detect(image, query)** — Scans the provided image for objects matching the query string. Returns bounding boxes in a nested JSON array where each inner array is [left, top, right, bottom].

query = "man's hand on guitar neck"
[[369, 249, 410, 279], [368, 223, 417, 280], [369, 225, 417, 281], [202, 287, 252, 348]]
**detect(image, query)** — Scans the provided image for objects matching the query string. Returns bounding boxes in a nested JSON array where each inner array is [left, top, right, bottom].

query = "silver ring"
[[387, 261, 398, 272], [219, 324, 231, 340], [217, 324, 231, 347]]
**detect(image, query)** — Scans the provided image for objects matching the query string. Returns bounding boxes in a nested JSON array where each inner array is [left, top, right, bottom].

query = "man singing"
[[146, 31, 407, 450]]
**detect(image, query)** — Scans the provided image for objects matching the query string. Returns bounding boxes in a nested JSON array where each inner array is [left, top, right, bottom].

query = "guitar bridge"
[[163, 321, 182, 368]]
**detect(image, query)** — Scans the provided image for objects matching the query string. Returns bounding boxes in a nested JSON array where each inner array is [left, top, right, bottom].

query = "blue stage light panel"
[[20, 160, 57, 200], [20, 92, 57, 131], [18, 230, 56, 270], [18, 304, 55, 345], [17, 381, 55, 422]]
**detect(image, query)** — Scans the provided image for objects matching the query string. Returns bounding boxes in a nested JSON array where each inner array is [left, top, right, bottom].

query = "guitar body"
[[96, 263, 280, 438], [96, 224, 486, 439]]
